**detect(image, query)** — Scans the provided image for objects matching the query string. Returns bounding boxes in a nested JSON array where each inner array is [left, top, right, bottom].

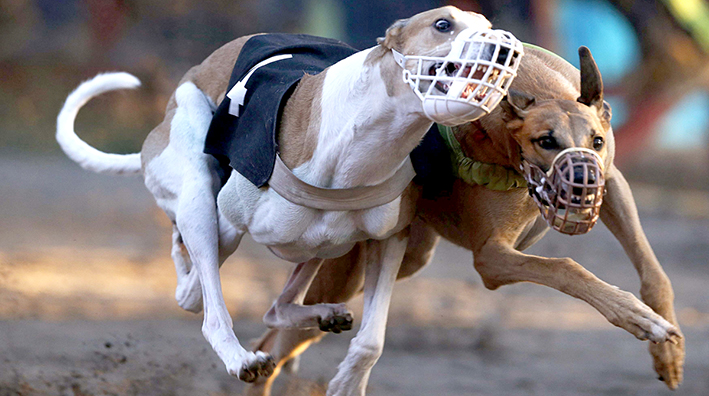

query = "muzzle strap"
[[391, 48, 407, 70]]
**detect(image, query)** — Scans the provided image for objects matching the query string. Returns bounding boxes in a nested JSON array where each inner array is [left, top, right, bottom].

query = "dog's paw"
[[318, 304, 354, 334], [606, 291, 680, 344], [650, 330, 685, 390], [231, 351, 276, 383]]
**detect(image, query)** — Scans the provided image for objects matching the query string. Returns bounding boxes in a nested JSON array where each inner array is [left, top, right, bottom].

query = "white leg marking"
[[327, 232, 408, 396], [263, 258, 354, 332], [155, 81, 274, 382], [172, 226, 203, 312]]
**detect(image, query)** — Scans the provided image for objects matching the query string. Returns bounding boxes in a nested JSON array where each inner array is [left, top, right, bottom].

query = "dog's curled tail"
[[56, 72, 143, 176]]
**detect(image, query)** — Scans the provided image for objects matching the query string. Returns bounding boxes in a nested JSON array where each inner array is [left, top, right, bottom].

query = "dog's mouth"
[[429, 63, 501, 101]]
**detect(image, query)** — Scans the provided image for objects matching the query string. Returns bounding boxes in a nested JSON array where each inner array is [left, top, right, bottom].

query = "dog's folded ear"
[[500, 90, 536, 128], [577, 46, 604, 111], [378, 18, 409, 49], [600, 100, 612, 125]]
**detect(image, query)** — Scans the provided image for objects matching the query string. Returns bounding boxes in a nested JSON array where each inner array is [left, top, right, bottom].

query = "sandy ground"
[[1, 152, 709, 395]]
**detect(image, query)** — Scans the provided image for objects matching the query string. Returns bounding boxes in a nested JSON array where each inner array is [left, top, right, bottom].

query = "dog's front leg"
[[327, 230, 409, 396], [263, 258, 354, 333], [474, 240, 681, 344], [600, 165, 684, 389], [176, 174, 275, 383]]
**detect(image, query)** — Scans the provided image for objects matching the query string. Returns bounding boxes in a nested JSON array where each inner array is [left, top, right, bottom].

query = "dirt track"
[[1, 153, 709, 395]]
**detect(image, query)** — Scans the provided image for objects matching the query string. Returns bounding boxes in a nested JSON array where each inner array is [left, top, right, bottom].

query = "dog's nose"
[[573, 166, 595, 184]]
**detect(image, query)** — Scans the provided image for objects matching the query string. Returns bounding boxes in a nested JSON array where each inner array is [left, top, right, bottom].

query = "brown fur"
[[246, 46, 685, 394], [140, 32, 327, 171], [278, 72, 326, 169]]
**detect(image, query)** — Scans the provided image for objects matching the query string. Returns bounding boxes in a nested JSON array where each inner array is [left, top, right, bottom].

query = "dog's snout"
[[480, 44, 495, 62]]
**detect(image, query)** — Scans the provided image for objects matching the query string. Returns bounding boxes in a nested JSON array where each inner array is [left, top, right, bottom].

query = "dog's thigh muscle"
[[144, 81, 222, 218]]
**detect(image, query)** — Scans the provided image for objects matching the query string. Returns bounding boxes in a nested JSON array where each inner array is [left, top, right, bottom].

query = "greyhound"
[[248, 45, 684, 395]]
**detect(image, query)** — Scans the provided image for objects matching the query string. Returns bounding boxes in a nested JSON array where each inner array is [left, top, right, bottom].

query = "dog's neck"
[[278, 45, 431, 189], [454, 121, 521, 170]]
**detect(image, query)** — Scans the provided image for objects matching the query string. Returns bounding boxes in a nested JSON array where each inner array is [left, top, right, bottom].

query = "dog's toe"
[[318, 305, 354, 333], [319, 315, 353, 333], [236, 352, 276, 383]]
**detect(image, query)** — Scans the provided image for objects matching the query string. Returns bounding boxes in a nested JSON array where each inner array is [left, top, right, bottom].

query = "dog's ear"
[[600, 100, 612, 127], [500, 90, 536, 129], [577, 46, 604, 112], [378, 18, 409, 49]]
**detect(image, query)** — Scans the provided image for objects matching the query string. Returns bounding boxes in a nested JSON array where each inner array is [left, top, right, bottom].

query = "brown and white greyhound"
[[56, 6, 520, 394], [248, 45, 685, 395]]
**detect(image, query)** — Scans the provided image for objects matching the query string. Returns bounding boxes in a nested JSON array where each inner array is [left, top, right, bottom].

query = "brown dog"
[[247, 45, 685, 394]]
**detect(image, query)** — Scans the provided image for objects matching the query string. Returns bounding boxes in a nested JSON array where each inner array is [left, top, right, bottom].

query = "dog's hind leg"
[[172, 211, 242, 313], [474, 240, 682, 345], [600, 165, 684, 389], [176, 172, 275, 382], [172, 226, 203, 312], [327, 230, 409, 396], [159, 81, 274, 382], [263, 258, 354, 333]]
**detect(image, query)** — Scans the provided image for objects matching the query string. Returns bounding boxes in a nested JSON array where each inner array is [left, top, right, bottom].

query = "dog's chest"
[[218, 172, 411, 262], [255, 195, 406, 261]]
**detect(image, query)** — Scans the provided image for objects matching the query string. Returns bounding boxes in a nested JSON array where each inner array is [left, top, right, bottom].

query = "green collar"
[[437, 124, 526, 191], [435, 43, 565, 191]]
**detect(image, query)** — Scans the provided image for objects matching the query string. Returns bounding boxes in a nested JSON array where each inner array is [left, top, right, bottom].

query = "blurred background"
[[1, 0, 709, 395]]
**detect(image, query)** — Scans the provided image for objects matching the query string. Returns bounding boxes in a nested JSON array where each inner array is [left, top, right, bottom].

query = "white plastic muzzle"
[[521, 148, 606, 235], [392, 28, 524, 126]]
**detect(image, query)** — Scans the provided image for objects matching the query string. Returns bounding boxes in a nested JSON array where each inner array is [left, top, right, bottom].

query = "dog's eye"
[[593, 136, 604, 151], [536, 136, 559, 150], [434, 19, 452, 32]]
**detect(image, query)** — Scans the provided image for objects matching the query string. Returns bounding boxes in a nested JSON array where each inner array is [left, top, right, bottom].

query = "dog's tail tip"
[[56, 72, 143, 176], [95, 71, 142, 90]]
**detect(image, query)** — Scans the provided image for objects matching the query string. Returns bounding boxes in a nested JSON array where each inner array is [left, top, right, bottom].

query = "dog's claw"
[[667, 328, 682, 341]]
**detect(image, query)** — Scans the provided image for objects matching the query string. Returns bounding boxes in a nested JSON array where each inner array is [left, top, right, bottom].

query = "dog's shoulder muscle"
[[279, 71, 327, 169]]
